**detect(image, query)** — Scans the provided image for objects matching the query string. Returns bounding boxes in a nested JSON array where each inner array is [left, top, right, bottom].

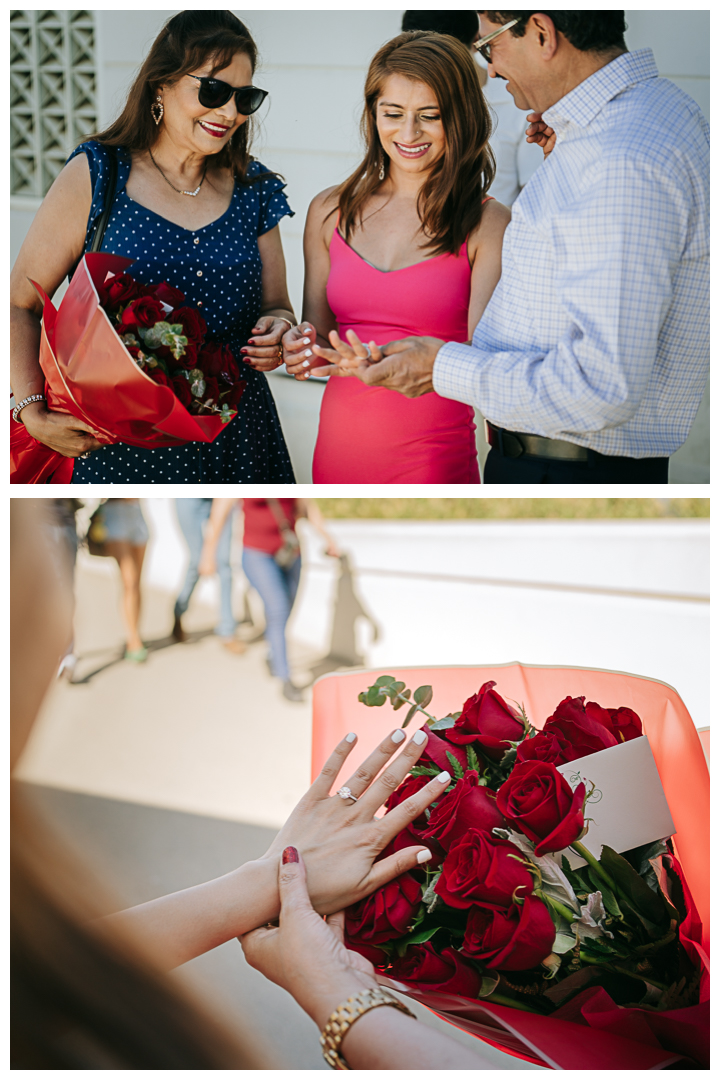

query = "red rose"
[[99, 273, 143, 309], [345, 873, 423, 945], [390, 944, 482, 997], [171, 376, 193, 408], [422, 771, 505, 851], [346, 941, 389, 968], [516, 731, 567, 766], [171, 306, 208, 344], [219, 344, 240, 384], [418, 725, 469, 774], [607, 706, 643, 743], [199, 341, 224, 376], [118, 295, 167, 333], [446, 681, 525, 761], [544, 696, 618, 761], [435, 830, 534, 909], [148, 368, 170, 387], [496, 760, 585, 857], [463, 897, 556, 971], [147, 281, 186, 308], [226, 380, 247, 408], [203, 376, 219, 404]]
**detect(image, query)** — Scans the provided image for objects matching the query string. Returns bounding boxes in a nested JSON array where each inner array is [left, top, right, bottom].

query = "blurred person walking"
[[172, 498, 244, 654], [49, 499, 83, 680], [400, 11, 542, 205], [200, 499, 339, 701], [95, 499, 149, 663]]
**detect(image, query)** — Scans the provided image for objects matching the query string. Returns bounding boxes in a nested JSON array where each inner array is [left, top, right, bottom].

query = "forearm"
[[203, 499, 235, 549], [342, 1002, 491, 1070], [260, 306, 296, 324], [102, 857, 280, 969], [11, 305, 44, 400]]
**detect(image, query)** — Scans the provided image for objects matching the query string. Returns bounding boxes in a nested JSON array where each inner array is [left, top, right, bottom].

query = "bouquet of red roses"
[[345, 676, 708, 1068], [10, 252, 246, 483]]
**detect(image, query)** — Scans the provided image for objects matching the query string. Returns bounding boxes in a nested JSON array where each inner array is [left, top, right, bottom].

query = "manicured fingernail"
[[304, 349, 313, 357], [436, 770, 450, 783], [248, 339, 256, 344], [302, 337, 311, 345], [240, 347, 249, 353], [302, 360, 310, 368], [346, 732, 357, 742], [391, 729, 405, 744], [412, 730, 428, 745], [282, 846, 299, 864], [417, 849, 433, 864]]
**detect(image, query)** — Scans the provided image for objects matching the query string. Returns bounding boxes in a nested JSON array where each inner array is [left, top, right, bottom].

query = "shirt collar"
[[544, 48, 658, 130]]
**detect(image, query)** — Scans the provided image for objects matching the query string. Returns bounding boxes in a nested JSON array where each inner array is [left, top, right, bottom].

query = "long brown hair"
[[90, 10, 265, 182], [335, 31, 495, 256]]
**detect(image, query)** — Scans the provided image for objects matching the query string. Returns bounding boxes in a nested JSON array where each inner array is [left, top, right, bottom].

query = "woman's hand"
[[240, 315, 289, 372], [241, 850, 377, 1029], [311, 329, 384, 379], [261, 727, 449, 915], [198, 542, 217, 577], [526, 112, 556, 158], [283, 322, 320, 380], [20, 402, 104, 457]]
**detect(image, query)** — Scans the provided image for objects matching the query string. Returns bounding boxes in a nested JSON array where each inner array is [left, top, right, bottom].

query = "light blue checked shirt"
[[433, 50, 709, 458]]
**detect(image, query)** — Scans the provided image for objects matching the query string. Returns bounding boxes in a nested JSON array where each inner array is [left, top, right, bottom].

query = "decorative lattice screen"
[[11, 10, 97, 197]]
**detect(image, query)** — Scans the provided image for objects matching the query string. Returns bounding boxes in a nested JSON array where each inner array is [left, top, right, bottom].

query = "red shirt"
[[241, 498, 298, 554]]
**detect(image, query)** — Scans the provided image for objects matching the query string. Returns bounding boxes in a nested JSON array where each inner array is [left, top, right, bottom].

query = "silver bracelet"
[[274, 317, 295, 331], [12, 393, 46, 424]]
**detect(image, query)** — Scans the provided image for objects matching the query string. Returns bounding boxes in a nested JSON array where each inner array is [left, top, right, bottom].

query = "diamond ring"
[[337, 786, 359, 803]]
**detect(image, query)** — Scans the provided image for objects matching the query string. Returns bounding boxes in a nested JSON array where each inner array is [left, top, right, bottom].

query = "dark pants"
[[483, 448, 669, 485]]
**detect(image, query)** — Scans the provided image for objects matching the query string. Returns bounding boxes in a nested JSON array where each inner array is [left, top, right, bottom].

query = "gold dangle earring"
[[151, 96, 164, 125], [378, 153, 385, 181]]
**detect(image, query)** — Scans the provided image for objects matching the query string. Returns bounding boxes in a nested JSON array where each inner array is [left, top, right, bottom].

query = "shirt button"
[[193, 237, 200, 245], [197, 301, 203, 307], [196, 270, 203, 277]]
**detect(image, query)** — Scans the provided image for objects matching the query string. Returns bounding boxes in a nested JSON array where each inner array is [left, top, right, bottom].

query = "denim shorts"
[[102, 501, 149, 546]]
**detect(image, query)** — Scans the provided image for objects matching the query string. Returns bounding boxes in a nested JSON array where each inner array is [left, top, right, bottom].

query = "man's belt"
[[485, 421, 588, 462]]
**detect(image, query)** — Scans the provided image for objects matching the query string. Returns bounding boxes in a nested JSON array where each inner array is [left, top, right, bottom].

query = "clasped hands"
[[283, 324, 442, 399]]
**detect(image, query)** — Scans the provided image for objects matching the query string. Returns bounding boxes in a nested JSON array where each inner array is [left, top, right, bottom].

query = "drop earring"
[[378, 156, 385, 181], [151, 96, 164, 125]]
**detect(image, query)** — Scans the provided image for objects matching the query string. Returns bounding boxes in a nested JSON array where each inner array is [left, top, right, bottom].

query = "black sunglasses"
[[187, 74, 268, 114]]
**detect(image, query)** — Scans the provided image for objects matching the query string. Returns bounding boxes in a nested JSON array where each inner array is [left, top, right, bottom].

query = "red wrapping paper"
[[11, 253, 234, 483], [312, 664, 710, 1069]]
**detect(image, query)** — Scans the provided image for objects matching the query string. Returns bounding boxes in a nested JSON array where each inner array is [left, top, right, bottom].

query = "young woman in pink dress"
[[283, 31, 510, 484]]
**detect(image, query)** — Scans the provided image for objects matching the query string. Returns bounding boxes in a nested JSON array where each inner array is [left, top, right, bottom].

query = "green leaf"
[[599, 847, 669, 928], [414, 685, 433, 708], [428, 715, 456, 731], [365, 687, 386, 707], [445, 751, 465, 780], [478, 973, 501, 998], [466, 746, 481, 774], [553, 931, 577, 955], [586, 870, 623, 919], [402, 703, 420, 727], [399, 924, 442, 947], [410, 764, 441, 779], [374, 675, 397, 688]]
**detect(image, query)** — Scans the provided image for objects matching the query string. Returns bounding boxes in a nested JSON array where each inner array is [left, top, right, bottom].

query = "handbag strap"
[[267, 498, 296, 538], [89, 145, 118, 253]]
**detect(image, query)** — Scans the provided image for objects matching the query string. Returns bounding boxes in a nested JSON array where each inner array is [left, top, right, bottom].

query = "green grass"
[[315, 499, 709, 520]]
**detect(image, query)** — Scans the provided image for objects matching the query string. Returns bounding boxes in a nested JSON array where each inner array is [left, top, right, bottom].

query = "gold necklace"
[[148, 148, 207, 197]]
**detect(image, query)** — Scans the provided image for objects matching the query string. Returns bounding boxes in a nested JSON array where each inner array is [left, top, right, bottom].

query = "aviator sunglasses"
[[187, 74, 268, 114]]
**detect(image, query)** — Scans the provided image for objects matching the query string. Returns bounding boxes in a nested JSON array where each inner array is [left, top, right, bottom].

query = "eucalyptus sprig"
[[358, 676, 437, 728]]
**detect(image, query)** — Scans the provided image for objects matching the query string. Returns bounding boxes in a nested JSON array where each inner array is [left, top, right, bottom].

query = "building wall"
[[10, 10, 710, 482]]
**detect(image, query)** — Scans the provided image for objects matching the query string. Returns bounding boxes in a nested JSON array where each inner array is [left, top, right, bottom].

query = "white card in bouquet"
[[556, 736, 675, 869]]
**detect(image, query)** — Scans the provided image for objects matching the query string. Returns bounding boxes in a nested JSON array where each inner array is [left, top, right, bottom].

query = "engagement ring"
[[337, 786, 359, 803]]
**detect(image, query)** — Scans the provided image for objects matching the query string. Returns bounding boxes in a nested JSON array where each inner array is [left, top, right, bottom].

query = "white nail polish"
[[346, 732, 357, 742], [304, 349, 313, 357], [412, 730, 428, 745], [436, 770, 450, 783], [302, 337, 311, 345], [416, 849, 433, 864], [301, 360, 309, 368], [391, 729, 405, 744]]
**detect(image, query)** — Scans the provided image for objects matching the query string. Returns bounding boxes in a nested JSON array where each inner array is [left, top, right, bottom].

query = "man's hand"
[[355, 336, 444, 398], [526, 112, 556, 158]]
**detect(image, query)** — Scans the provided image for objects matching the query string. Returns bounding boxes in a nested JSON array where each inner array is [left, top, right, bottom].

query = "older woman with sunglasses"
[[10, 10, 296, 483]]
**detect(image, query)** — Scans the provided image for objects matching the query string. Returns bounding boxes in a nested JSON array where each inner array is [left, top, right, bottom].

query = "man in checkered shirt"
[[322, 12, 709, 484]]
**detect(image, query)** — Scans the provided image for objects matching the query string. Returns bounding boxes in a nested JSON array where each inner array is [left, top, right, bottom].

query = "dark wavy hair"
[[89, 10, 265, 181], [401, 10, 480, 47], [481, 11, 627, 53], [335, 31, 495, 257]]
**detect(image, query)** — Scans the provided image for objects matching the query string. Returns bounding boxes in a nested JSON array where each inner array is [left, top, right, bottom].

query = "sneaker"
[[222, 638, 247, 656], [282, 680, 304, 703], [124, 647, 148, 663], [172, 615, 186, 643]]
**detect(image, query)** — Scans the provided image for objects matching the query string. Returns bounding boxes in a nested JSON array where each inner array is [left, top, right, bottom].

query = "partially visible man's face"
[[479, 14, 541, 112]]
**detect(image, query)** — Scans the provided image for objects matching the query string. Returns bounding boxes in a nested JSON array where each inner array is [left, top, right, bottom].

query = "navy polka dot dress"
[[68, 141, 296, 483]]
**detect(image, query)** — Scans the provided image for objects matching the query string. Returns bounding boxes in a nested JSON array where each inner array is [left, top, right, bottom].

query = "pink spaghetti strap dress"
[[312, 229, 481, 484]]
